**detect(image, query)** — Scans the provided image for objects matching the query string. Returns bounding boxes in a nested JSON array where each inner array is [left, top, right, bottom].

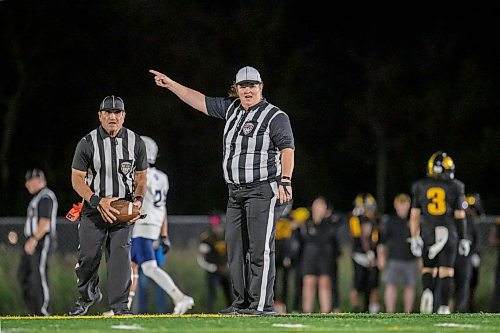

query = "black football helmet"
[[427, 151, 455, 180]]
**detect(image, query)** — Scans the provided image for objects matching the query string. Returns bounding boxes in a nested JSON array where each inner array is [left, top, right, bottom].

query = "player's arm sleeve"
[[71, 137, 93, 171], [135, 137, 148, 171], [37, 197, 53, 219], [410, 182, 421, 209], [270, 112, 295, 150], [205, 96, 234, 120]]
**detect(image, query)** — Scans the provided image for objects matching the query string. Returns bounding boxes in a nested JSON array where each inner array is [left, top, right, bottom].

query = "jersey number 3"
[[427, 187, 446, 215]]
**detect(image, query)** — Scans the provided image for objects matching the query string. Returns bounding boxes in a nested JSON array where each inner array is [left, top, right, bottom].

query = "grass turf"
[[1, 313, 499, 333]]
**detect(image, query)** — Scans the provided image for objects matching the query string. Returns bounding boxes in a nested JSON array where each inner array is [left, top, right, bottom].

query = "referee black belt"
[[227, 180, 272, 191]]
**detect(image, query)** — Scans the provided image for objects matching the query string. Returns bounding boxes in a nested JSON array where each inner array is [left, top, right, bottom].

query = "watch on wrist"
[[89, 194, 101, 208]]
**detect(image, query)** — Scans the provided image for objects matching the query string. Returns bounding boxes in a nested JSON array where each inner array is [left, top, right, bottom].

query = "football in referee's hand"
[[110, 199, 140, 223]]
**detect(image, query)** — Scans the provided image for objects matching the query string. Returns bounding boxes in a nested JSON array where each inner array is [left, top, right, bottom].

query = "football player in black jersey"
[[349, 193, 381, 313], [409, 151, 470, 314]]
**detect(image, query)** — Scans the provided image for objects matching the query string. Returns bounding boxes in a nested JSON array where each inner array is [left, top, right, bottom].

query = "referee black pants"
[[76, 213, 132, 312], [225, 180, 281, 312], [17, 236, 52, 316]]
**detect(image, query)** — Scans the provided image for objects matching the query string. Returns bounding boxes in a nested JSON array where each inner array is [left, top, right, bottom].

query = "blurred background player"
[[449, 193, 482, 312], [273, 201, 294, 314], [18, 168, 58, 316], [348, 193, 381, 313], [197, 212, 233, 313], [119, 135, 193, 315], [463, 193, 484, 312], [299, 196, 336, 313], [377, 193, 418, 313], [409, 151, 470, 314], [489, 212, 500, 312], [288, 206, 310, 312], [327, 201, 343, 313]]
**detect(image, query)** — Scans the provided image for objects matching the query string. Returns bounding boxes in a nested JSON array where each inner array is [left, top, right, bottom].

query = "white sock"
[[369, 303, 380, 313], [141, 260, 184, 303], [128, 291, 135, 309]]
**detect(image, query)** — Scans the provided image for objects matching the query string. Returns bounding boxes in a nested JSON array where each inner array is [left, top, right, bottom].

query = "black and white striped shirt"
[[206, 97, 294, 185], [25, 187, 58, 239], [71, 126, 148, 205]]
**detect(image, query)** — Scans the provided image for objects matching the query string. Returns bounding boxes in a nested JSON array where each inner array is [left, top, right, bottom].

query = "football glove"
[[471, 253, 480, 268], [458, 239, 471, 256], [160, 235, 171, 255], [410, 236, 424, 257]]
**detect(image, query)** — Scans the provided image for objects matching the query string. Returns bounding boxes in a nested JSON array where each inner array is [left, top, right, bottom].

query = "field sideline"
[[1, 313, 499, 333]]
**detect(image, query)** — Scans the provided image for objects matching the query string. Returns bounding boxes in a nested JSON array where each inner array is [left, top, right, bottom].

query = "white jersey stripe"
[[90, 130, 100, 193], [222, 109, 241, 182], [116, 138, 125, 198], [103, 138, 113, 197]]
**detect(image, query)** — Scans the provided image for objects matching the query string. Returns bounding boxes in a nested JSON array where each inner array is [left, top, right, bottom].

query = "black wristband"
[[279, 180, 292, 187], [281, 176, 291, 180], [89, 194, 101, 208]]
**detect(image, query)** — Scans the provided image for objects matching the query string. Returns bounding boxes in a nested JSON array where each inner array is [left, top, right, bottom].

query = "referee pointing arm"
[[150, 66, 295, 315]]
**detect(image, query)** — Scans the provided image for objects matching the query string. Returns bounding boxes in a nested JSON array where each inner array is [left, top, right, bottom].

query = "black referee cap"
[[25, 168, 45, 181], [99, 95, 125, 112]]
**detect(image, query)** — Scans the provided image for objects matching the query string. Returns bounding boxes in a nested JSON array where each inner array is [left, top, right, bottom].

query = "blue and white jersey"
[[132, 167, 169, 239]]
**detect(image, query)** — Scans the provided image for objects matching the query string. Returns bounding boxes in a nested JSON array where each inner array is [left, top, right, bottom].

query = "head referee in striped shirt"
[[150, 66, 294, 316]]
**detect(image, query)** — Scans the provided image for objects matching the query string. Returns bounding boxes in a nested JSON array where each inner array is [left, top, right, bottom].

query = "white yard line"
[[435, 323, 480, 329], [272, 323, 309, 328], [110, 324, 144, 330]]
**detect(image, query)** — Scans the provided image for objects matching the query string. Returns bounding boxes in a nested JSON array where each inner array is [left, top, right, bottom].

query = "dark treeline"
[[1, 1, 499, 215]]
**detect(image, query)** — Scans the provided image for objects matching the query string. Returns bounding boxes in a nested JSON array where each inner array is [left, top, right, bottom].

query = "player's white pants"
[[141, 260, 184, 303]]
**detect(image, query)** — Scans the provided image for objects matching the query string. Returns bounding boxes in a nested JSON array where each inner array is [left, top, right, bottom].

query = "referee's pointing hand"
[[149, 70, 171, 88]]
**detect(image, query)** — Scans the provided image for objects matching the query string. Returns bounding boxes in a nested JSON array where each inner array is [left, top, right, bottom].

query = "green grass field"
[[1, 313, 499, 333]]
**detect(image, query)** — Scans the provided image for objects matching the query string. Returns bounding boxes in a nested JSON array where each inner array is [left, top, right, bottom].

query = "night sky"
[[1, 2, 500, 216]]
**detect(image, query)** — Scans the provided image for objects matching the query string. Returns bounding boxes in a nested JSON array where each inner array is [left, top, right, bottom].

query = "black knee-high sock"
[[422, 272, 434, 291], [440, 277, 452, 306]]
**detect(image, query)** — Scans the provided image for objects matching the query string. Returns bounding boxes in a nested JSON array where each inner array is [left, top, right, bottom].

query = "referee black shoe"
[[68, 291, 103, 316], [237, 308, 279, 316], [113, 309, 134, 316], [218, 305, 243, 315]]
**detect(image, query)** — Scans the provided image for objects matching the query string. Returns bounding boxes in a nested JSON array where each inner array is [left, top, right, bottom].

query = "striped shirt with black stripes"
[[71, 126, 148, 202], [206, 97, 294, 185]]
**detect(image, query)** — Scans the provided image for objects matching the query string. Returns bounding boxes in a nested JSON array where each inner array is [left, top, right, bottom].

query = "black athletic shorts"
[[421, 226, 458, 268], [352, 260, 379, 292]]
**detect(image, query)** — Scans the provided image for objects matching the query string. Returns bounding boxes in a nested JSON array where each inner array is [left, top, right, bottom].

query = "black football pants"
[[75, 213, 132, 312], [17, 236, 52, 315], [225, 180, 281, 312]]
